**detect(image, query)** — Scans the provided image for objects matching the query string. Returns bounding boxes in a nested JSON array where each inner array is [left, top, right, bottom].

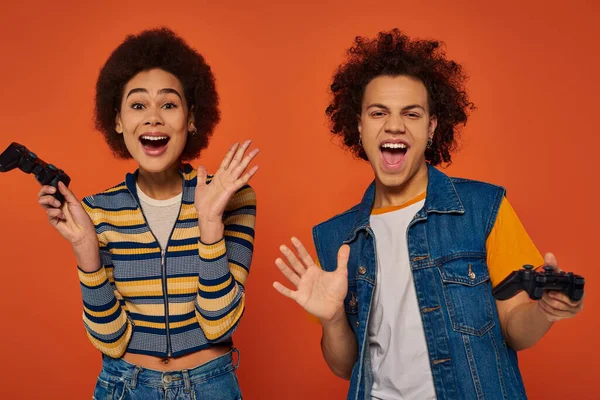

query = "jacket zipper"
[[127, 174, 185, 358], [161, 249, 172, 357], [162, 188, 184, 357]]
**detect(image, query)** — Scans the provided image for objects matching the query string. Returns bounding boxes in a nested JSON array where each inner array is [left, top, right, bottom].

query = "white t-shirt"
[[136, 183, 182, 250], [368, 194, 436, 400]]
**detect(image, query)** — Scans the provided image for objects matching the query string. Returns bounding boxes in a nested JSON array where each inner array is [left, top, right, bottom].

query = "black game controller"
[[493, 264, 585, 302], [0, 142, 71, 205]]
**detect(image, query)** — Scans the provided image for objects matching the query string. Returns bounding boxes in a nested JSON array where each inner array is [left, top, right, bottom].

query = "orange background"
[[0, 1, 598, 398]]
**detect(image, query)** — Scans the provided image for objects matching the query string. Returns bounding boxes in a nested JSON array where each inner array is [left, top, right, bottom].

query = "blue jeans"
[[93, 349, 242, 400]]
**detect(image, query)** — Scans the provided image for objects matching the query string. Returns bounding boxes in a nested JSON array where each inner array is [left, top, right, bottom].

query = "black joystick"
[[0, 142, 71, 205], [493, 264, 585, 302]]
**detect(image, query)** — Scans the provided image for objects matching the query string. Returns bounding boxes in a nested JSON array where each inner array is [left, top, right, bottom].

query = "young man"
[[273, 29, 583, 400]]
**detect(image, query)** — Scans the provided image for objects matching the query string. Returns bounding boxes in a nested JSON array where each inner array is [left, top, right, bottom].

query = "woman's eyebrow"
[[125, 88, 182, 100]]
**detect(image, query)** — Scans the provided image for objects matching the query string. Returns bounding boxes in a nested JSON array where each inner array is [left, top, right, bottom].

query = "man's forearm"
[[502, 301, 553, 351], [321, 313, 358, 380]]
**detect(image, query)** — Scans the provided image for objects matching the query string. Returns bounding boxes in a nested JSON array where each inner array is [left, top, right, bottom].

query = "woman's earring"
[[358, 137, 362, 147], [427, 138, 433, 149], [189, 127, 198, 136]]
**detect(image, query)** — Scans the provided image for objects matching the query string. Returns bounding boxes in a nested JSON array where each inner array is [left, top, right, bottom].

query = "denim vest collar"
[[345, 164, 465, 243]]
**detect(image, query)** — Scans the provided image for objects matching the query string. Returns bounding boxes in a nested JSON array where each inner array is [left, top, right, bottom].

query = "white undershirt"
[[136, 183, 182, 250], [369, 198, 436, 400]]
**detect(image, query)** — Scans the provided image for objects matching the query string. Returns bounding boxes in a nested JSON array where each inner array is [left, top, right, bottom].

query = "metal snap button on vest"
[[349, 292, 357, 307], [358, 266, 367, 275], [356, 321, 360, 327], [468, 263, 476, 280], [163, 374, 173, 384]]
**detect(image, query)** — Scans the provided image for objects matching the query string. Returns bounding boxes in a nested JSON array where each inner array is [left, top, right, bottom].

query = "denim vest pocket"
[[439, 258, 495, 336]]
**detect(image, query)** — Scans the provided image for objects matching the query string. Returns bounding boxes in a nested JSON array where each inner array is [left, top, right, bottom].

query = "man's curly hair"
[[326, 29, 474, 166], [95, 27, 220, 161]]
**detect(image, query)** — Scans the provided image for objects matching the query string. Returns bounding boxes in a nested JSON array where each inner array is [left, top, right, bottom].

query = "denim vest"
[[312, 165, 527, 400]]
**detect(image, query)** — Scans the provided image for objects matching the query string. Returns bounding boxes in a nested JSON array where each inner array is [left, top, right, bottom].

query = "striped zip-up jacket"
[[77, 164, 256, 358]]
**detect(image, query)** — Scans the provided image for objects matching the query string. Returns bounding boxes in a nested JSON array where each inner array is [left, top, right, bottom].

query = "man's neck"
[[373, 164, 428, 208]]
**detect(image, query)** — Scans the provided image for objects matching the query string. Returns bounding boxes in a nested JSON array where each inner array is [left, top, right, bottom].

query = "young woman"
[[38, 28, 257, 399]]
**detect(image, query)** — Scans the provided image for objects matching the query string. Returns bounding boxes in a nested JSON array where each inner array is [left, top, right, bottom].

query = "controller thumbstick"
[[543, 265, 554, 274], [524, 264, 534, 270]]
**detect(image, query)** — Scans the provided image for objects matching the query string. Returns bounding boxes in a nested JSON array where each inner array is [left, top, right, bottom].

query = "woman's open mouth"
[[139, 134, 170, 156]]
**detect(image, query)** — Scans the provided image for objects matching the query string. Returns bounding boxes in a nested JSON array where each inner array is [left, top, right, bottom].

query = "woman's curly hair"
[[95, 27, 220, 160], [326, 29, 474, 166]]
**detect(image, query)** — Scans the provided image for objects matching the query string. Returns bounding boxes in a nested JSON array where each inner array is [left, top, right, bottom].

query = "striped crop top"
[[77, 164, 256, 358]]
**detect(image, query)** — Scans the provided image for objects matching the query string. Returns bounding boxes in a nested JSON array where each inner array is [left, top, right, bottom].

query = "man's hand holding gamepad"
[[38, 182, 100, 272], [536, 252, 584, 322]]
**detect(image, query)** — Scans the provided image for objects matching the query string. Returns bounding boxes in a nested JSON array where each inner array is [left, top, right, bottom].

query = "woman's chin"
[[134, 155, 180, 175]]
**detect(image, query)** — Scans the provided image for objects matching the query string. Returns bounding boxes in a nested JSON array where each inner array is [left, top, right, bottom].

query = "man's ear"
[[428, 115, 438, 137]]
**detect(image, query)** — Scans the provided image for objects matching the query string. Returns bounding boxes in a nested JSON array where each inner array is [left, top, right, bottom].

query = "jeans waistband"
[[100, 348, 239, 390]]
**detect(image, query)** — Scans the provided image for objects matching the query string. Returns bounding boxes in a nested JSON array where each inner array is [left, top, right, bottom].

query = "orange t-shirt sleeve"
[[486, 197, 544, 288]]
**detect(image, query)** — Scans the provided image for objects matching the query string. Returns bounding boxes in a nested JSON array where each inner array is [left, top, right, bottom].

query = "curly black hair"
[[95, 27, 220, 160], [326, 29, 474, 166]]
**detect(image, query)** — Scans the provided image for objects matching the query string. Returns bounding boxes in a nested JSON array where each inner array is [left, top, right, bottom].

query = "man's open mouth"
[[380, 142, 408, 165]]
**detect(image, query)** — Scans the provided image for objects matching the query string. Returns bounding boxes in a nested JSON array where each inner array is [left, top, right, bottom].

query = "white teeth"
[[141, 136, 168, 141], [381, 143, 407, 149]]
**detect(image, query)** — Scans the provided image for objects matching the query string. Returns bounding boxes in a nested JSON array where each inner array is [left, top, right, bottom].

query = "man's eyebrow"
[[401, 104, 426, 112], [366, 103, 390, 110], [365, 104, 426, 112]]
